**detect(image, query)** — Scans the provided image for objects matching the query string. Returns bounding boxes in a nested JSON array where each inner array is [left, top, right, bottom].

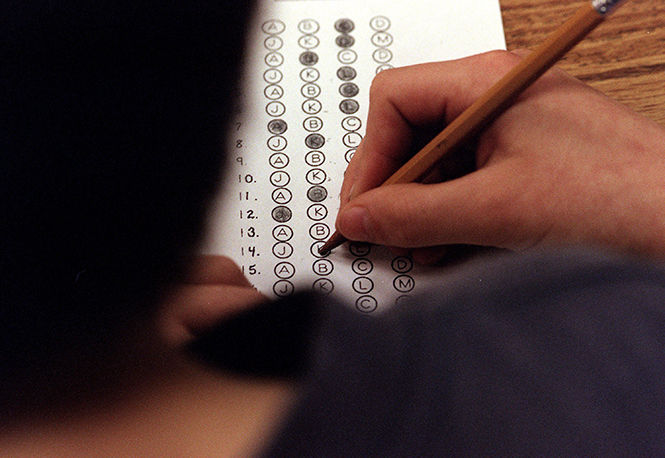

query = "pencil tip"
[[317, 241, 334, 255], [319, 231, 346, 254]]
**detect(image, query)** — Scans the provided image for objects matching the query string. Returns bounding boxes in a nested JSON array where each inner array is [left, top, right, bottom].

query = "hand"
[[159, 255, 267, 346], [336, 51, 665, 262]]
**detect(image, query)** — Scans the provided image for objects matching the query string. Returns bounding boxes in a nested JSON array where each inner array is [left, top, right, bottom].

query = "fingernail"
[[347, 183, 356, 203], [338, 206, 370, 241]]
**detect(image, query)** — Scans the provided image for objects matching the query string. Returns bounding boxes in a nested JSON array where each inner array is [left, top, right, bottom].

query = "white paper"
[[203, 0, 505, 313]]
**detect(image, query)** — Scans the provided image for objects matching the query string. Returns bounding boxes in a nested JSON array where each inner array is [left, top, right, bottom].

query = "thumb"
[[336, 167, 540, 250]]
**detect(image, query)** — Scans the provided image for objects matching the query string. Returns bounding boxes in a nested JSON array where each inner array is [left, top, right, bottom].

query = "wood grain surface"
[[500, 0, 665, 125]]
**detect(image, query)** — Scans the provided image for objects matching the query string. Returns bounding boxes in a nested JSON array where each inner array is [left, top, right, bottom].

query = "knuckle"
[[477, 49, 520, 74], [510, 48, 531, 58]]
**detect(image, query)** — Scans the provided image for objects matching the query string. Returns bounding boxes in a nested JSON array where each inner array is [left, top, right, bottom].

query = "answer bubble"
[[343, 132, 363, 148], [336, 34, 355, 48], [305, 168, 326, 185], [372, 48, 393, 64], [264, 84, 284, 100], [305, 133, 325, 149], [393, 275, 415, 293], [312, 278, 334, 295], [370, 16, 391, 32], [337, 49, 357, 64], [371, 31, 393, 47], [302, 99, 322, 115], [334, 18, 355, 33], [300, 67, 320, 82], [299, 51, 319, 66], [272, 225, 294, 242], [301, 83, 321, 98], [307, 203, 328, 221], [391, 256, 413, 273], [341, 116, 362, 131], [356, 295, 378, 313], [298, 34, 320, 49], [264, 35, 283, 51], [303, 116, 323, 132], [266, 101, 286, 117], [336, 66, 357, 81], [339, 99, 359, 115], [263, 68, 283, 84], [310, 241, 328, 258], [352, 258, 373, 275], [267, 135, 287, 151], [268, 152, 289, 169], [339, 82, 359, 98], [305, 151, 325, 167], [271, 206, 293, 223], [352, 277, 374, 294], [265, 52, 284, 67], [312, 259, 334, 276], [309, 223, 330, 240], [273, 280, 295, 297], [271, 187, 292, 205], [274, 262, 296, 279], [269, 170, 290, 187], [267, 119, 288, 134], [307, 185, 327, 202], [262, 20, 286, 35], [298, 19, 320, 34], [272, 241, 294, 259]]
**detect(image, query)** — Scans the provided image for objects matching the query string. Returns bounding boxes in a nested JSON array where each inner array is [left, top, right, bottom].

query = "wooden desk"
[[500, 0, 665, 125]]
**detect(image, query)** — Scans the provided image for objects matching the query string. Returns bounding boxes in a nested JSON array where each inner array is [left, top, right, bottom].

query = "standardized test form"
[[204, 0, 506, 313]]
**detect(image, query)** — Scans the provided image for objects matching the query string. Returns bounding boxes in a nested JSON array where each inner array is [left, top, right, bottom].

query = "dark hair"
[[2, 1, 253, 393]]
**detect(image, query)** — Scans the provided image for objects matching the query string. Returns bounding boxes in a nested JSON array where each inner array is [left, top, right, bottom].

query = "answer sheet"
[[204, 0, 505, 313]]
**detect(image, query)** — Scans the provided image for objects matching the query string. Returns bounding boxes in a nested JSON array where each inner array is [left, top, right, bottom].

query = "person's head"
[[3, 1, 253, 408]]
